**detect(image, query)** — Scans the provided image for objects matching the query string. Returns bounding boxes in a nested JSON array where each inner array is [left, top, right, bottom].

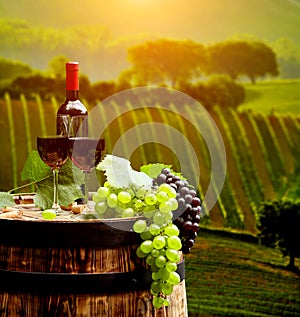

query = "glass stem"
[[84, 172, 90, 207], [52, 168, 60, 211]]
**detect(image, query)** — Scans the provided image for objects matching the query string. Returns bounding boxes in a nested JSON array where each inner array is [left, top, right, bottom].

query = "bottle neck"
[[66, 63, 79, 95], [66, 90, 79, 101]]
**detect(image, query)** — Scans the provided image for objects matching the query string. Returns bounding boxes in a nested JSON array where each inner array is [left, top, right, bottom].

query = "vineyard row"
[[0, 93, 299, 232]]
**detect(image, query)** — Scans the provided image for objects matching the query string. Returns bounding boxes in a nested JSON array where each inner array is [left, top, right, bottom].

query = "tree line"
[[1, 17, 299, 80], [123, 39, 278, 85], [258, 199, 300, 270], [1, 38, 279, 110]]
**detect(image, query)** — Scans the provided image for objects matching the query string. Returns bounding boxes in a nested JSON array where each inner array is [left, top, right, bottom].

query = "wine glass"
[[68, 116, 105, 212], [37, 135, 69, 213]]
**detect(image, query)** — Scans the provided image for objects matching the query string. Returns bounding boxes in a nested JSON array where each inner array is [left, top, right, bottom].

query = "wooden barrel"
[[0, 217, 188, 316]]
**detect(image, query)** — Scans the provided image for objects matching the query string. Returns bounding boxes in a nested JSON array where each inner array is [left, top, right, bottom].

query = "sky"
[[1, 0, 299, 43]]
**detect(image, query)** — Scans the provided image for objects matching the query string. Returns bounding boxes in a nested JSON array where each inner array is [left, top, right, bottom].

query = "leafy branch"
[[0, 151, 84, 210]]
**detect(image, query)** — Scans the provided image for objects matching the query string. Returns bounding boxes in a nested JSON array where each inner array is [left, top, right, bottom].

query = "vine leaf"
[[21, 150, 84, 210], [141, 163, 185, 179], [96, 154, 153, 189], [21, 150, 50, 182], [140, 163, 172, 178], [0, 192, 15, 208]]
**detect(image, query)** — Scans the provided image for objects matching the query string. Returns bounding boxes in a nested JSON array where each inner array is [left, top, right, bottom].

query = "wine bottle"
[[56, 62, 88, 136]]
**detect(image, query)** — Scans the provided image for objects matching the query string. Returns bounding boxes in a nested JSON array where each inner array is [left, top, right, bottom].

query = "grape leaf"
[[21, 150, 50, 182], [0, 192, 15, 208], [140, 163, 172, 178], [97, 154, 131, 187], [34, 179, 53, 210], [140, 163, 185, 179], [129, 169, 153, 190], [21, 151, 84, 210], [97, 155, 153, 189], [34, 178, 83, 210], [34, 160, 84, 210]]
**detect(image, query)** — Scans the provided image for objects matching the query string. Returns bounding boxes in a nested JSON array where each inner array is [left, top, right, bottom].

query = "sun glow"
[[128, 0, 160, 5], [98, 0, 186, 37]]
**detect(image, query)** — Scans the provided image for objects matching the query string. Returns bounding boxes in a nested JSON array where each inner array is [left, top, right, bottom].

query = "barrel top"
[[0, 205, 141, 248]]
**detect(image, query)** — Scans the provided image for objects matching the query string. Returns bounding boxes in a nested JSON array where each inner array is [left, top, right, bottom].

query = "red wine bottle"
[[56, 62, 88, 136]]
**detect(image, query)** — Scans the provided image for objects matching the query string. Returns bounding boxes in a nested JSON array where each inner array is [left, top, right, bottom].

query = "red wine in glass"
[[37, 136, 69, 168], [68, 137, 105, 212], [37, 136, 69, 212], [68, 137, 105, 173]]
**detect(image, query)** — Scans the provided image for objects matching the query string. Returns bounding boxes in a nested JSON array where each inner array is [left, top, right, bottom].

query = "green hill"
[[186, 230, 300, 316], [240, 79, 300, 115]]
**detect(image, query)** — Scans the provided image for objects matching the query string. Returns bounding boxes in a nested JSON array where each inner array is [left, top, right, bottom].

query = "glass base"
[[81, 205, 91, 215], [45, 202, 67, 217], [51, 202, 61, 213]]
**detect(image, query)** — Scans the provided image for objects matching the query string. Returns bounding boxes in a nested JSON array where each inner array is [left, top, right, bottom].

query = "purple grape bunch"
[[153, 168, 202, 254]]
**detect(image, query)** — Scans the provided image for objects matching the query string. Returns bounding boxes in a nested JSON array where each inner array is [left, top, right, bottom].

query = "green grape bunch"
[[91, 156, 203, 310]]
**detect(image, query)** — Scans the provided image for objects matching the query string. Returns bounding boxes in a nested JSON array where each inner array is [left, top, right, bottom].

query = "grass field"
[[186, 231, 300, 317], [239, 79, 300, 115]]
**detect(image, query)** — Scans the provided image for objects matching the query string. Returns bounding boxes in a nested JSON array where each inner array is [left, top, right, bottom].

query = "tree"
[[206, 40, 279, 84], [248, 42, 279, 83], [271, 37, 300, 78], [10, 74, 64, 99], [127, 39, 207, 87], [88, 80, 116, 102], [48, 55, 69, 79], [0, 57, 33, 81], [257, 199, 300, 270], [177, 75, 245, 110], [204, 75, 245, 108]]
